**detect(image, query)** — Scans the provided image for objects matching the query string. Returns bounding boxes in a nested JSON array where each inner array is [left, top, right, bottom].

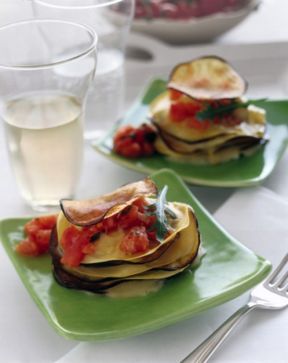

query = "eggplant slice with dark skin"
[[50, 202, 201, 294], [150, 94, 268, 164], [168, 56, 247, 100], [156, 124, 266, 155], [60, 178, 157, 227]]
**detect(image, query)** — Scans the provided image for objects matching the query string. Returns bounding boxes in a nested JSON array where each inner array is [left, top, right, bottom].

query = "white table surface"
[[0, 1, 288, 362]]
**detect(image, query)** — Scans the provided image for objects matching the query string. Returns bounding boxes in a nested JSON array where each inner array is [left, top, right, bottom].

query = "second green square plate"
[[93, 79, 288, 187]]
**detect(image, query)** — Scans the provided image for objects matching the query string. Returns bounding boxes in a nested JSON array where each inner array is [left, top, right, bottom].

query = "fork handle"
[[180, 302, 256, 363]]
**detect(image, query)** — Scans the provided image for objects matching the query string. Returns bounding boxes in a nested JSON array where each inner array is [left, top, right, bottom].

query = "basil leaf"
[[165, 206, 177, 219], [154, 186, 170, 242], [196, 99, 267, 121], [144, 186, 176, 243]]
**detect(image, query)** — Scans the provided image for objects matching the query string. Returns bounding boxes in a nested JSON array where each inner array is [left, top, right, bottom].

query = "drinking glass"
[[0, 20, 97, 211], [32, 0, 134, 139]]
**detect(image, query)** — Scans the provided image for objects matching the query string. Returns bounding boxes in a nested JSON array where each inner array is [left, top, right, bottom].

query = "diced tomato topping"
[[37, 215, 58, 229], [169, 97, 243, 129], [132, 196, 148, 212], [15, 239, 39, 257], [84, 222, 102, 235], [16, 215, 57, 257], [142, 142, 155, 156], [119, 226, 150, 255], [118, 198, 156, 232], [120, 143, 142, 158], [170, 103, 187, 122], [142, 214, 157, 228], [82, 243, 96, 255], [102, 217, 118, 234], [119, 205, 140, 229], [170, 101, 202, 123], [113, 123, 157, 158], [169, 89, 183, 101], [35, 229, 53, 254], [58, 196, 159, 266], [147, 230, 157, 241], [60, 226, 91, 267], [23, 219, 41, 242], [15, 196, 159, 266], [16, 198, 160, 265]]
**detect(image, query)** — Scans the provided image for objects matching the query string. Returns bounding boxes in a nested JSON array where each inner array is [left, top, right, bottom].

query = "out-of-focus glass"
[[0, 20, 97, 210], [32, 0, 134, 139]]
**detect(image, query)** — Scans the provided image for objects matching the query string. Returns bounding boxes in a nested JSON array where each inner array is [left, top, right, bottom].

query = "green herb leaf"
[[154, 185, 170, 243], [144, 186, 176, 243], [165, 206, 177, 219], [196, 99, 267, 121]]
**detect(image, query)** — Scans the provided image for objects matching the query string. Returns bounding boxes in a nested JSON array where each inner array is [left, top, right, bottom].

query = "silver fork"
[[180, 253, 288, 363]]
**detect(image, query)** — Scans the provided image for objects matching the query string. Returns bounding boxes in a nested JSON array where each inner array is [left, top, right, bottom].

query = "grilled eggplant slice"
[[151, 92, 266, 140], [150, 90, 267, 164], [56, 201, 186, 265], [54, 204, 198, 278], [168, 56, 247, 100], [154, 135, 267, 165], [50, 201, 201, 294], [60, 178, 157, 227]]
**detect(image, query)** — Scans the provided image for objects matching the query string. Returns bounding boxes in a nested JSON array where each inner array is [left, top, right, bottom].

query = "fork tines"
[[266, 254, 288, 292]]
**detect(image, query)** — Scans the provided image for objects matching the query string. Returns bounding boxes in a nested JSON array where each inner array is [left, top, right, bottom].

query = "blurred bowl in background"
[[132, 0, 260, 44]]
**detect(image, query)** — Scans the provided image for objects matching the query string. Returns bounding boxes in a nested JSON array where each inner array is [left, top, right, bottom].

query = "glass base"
[[28, 199, 63, 213]]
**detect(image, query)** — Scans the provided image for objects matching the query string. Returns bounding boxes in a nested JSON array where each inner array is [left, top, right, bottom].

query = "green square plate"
[[92, 79, 288, 187], [0, 169, 271, 341]]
